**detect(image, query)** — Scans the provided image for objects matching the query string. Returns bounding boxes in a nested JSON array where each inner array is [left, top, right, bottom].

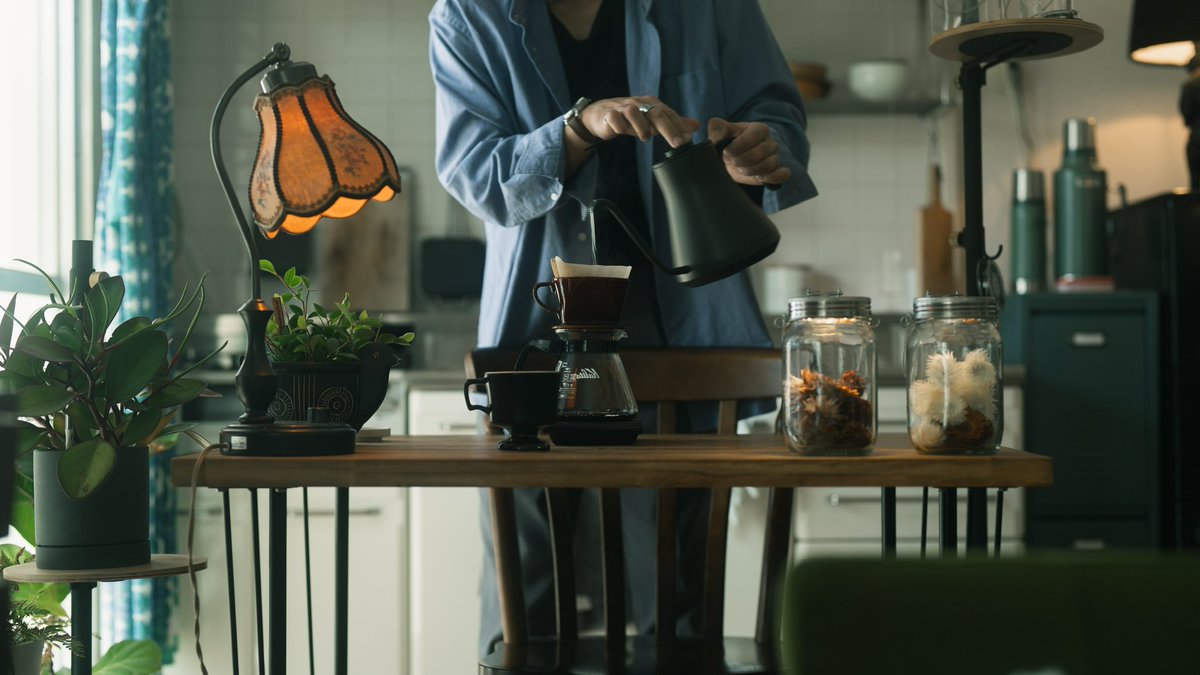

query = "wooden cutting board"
[[919, 165, 958, 295]]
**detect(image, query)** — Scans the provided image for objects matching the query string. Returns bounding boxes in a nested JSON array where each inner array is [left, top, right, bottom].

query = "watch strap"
[[565, 98, 604, 146]]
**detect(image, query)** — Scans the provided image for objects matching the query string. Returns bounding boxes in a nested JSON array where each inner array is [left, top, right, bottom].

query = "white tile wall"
[[175, 0, 1189, 316], [758, 0, 1189, 312], [172, 0, 456, 314]]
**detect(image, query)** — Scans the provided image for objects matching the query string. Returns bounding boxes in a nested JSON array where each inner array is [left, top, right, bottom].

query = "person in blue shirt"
[[429, 0, 817, 656]]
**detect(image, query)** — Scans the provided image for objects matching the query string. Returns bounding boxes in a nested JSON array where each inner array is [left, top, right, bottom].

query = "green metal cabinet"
[[1002, 293, 1160, 551]]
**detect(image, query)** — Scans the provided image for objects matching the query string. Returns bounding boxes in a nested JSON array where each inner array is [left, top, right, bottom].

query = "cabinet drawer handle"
[[287, 507, 382, 518], [439, 422, 477, 432], [826, 494, 1001, 506], [1070, 332, 1107, 348], [1072, 538, 1106, 551]]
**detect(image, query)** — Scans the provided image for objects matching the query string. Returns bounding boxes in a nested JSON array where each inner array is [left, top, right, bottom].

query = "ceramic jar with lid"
[[906, 295, 1003, 455], [783, 292, 876, 456]]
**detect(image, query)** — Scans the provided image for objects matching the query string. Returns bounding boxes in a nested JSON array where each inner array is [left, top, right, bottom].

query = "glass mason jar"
[[783, 293, 876, 456], [906, 295, 1003, 455]]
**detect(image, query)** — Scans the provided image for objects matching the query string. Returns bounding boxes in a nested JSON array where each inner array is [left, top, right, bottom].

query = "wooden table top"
[[3, 554, 207, 584], [170, 433, 1051, 490]]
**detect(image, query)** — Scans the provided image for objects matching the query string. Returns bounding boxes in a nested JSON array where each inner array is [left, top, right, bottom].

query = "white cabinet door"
[[407, 386, 485, 675], [283, 487, 407, 675]]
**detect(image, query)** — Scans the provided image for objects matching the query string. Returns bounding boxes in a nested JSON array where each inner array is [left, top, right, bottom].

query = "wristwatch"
[[563, 97, 604, 147]]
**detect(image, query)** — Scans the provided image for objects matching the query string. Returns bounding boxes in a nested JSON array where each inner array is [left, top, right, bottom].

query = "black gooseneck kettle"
[[588, 139, 781, 287]]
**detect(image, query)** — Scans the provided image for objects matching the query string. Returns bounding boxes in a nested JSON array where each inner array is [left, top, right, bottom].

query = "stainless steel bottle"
[[1053, 117, 1108, 281], [1011, 169, 1046, 293]]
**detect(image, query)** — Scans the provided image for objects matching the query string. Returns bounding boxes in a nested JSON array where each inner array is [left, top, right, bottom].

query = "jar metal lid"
[[788, 291, 872, 319], [913, 294, 998, 320]]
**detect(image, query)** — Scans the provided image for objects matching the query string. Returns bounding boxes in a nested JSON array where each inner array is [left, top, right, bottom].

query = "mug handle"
[[532, 281, 561, 317], [463, 376, 491, 414]]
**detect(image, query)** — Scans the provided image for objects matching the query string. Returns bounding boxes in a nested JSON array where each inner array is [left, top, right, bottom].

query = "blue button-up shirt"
[[430, 0, 817, 349]]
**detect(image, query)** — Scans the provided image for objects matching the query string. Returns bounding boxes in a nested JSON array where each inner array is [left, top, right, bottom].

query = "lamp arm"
[[588, 199, 689, 275], [209, 43, 291, 300]]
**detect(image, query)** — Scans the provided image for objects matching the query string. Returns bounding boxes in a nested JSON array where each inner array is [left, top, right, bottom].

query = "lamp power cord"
[[185, 435, 223, 675]]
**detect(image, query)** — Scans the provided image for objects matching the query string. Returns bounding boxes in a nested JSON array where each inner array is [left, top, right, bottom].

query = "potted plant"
[[1, 545, 162, 675], [260, 260, 412, 429], [0, 262, 222, 569]]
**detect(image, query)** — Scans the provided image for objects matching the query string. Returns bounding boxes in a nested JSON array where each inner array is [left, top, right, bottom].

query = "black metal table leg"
[[250, 489, 266, 675], [303, 489, 316, 675], [221, 489, 241, 675], [335, 487, 350, 675], [269, 488, 288, 675], [920, 487, 929, 558], [966, 487, 988, 553], [939, 488, 958, 556], [994, 488, 1007, 557], [70, 582, 96, 675], [881, 488, 897, 558]]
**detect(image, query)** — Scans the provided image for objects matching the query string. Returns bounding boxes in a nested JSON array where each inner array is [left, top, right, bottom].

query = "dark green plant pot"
[[34, 447, 150, 570], [268, 341, 397, 430], [11, 641, 43, 675]]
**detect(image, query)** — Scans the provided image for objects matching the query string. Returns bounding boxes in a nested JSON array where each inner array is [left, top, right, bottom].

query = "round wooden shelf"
[[929, 18, 1104, 63], [2, 554, 207, 584]]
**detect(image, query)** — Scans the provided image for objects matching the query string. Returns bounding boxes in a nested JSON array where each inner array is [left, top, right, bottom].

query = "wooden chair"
[[466, 347, 792, 675]]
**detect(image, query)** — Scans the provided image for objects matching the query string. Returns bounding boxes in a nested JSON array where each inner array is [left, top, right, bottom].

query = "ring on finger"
[[637, 103, 656, 114]]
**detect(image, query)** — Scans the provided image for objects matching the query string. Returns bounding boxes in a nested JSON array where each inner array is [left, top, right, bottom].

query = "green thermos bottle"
[[1010, 169, 1046, 294], [1053, 117, 1108, 281]]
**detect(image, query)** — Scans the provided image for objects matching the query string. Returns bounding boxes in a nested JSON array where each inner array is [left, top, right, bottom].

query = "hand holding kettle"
[[707, 118, 792, 187]]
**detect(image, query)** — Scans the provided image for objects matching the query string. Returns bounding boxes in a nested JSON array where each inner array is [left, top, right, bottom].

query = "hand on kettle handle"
[[464, 377, 491, 414], [707, 118, 791, 188]]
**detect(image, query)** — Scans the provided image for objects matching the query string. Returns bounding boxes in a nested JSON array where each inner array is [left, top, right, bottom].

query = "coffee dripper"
[[523, 262, 643, 444]]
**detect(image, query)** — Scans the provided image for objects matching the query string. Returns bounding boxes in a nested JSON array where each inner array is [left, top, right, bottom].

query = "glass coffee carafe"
[[552, 326, 638, 420]]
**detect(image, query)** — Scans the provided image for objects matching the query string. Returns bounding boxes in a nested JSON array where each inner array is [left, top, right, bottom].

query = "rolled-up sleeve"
[[715, 0, 818, 214], [430, 10, 598, 227]]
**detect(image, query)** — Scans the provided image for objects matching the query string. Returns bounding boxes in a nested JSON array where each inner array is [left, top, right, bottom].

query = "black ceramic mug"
[[463, 370, 560, 451]]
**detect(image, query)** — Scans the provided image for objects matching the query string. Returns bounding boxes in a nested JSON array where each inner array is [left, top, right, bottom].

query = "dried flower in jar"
[[909, 349, 997, 454], [788, 368, 873, 451]]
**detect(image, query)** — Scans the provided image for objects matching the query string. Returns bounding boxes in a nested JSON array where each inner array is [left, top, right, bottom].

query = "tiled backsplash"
[[174, 0, 1189, 318]]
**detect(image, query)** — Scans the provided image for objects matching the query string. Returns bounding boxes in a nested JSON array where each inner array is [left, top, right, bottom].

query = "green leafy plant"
[[1, 545, 74, 653], [260, 259, 413, 363], [0, 261, 223, 508], [2, 544, 163, 674]]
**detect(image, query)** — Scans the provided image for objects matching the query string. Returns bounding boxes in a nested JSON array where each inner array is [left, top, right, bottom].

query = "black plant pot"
[[268, 341, 397, 430], [34, 447, 150, 570]]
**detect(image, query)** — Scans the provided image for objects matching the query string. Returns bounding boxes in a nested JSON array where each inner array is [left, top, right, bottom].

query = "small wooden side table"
[[3, 554, 207, 675]]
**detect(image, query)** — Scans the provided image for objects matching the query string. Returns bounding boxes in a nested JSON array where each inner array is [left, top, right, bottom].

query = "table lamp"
[[1128, 0, 1200, 189], [211, 43, 401, 456], [587, 140, 780, 287]]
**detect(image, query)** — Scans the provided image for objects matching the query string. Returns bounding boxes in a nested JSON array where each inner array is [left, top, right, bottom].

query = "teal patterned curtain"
[[94, 0, 179, 664]]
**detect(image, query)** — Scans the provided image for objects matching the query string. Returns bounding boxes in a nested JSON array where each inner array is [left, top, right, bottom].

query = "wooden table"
[[171, 433, 1051, 675], [3, 555, 207, 675]]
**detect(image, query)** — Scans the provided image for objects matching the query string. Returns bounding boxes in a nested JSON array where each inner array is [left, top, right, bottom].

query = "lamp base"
[[220, 421, 356, 457]]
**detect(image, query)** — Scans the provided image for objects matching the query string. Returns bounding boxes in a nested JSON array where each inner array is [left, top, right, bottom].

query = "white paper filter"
[[550, 256, 631, 279]]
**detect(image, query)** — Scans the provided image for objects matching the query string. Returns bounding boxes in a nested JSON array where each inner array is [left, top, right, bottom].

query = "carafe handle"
[[514, 339, 558, 371]]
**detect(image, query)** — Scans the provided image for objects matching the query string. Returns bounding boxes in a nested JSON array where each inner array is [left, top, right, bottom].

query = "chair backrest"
[[466, 348, 792, 648]]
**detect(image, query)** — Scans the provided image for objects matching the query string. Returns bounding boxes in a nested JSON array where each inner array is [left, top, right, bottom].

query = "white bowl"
[[847, 60, 909, 102]]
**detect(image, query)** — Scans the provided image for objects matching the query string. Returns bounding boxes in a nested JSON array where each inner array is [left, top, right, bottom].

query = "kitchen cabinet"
[[1004, 293, 1161, 551], [406, 384, 484, 675]]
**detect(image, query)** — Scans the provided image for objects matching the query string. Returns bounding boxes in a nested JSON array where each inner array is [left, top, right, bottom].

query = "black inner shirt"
[[550, 0, 664, 346]]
